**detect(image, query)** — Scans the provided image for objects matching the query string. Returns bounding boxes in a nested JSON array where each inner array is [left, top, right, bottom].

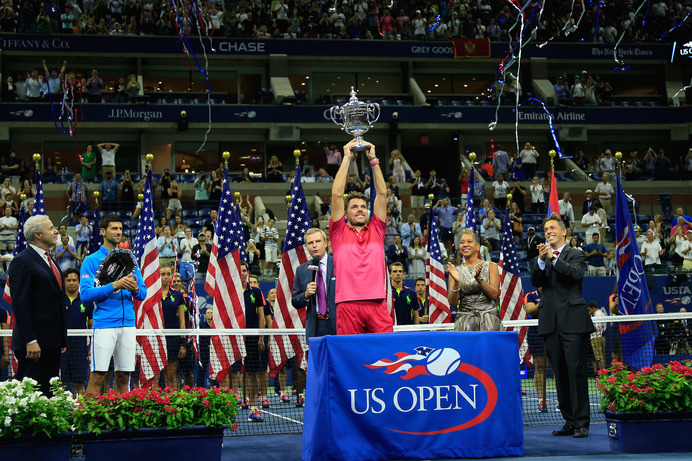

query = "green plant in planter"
[[0, 377, 75, 438], [74, 386, 240, 433], [597, 361, 692, 414]]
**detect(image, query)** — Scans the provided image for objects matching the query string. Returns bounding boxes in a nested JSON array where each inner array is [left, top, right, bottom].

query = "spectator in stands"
[[179, 227, 198, 283], [492, 173, 509, 209], [171, 214, 187, 238], [41, 59, 66, 100], [316, 168, 332, 183], [96, 141, 119, 177], [3, 150, 19, 177], [208, 169, 222, 209], [401, 212, 422, 248], [571, 74, 586, 106], [434, 197, 459, 256], [25, 70, 42, 102], [482, 208, 502, 252], [583, 233, 607, 275], [384, 207, 400, 247], [80, 144, 97, 182], [654, 303, 673, 354], [671, 215, 691, 237], [191, 232, 212, 280], [0, 177, 15, 199], [1, 192, 18, 218], [407, 235, 425, 279], [581, 189, 596, 215], [301, 167, 316, 183], [75, 214, 91, 260], [641, 229, 664, 272], [203, 208, 218, 235], [558, 192, 575, 228], [0, 205, 17, 254], [529, 176, 544, 214], [509, 201, 523, 244], [66, 173, 89, 218], [653, 148, 672, 180], [425, 169, 443, 200], [682, 230, 692, 270], [604, 250, 616, 275], [166, 178, 182, 220], [594, 174, 614, 216], [99, 171, 120, 211], [581, 205, 602, 241], [261, 217, 279, 277], [588, 302, 607, 373], [524, 226, 540, 273], [492, 146, 510, 179], [237, 167, 253, 183], [266, 155, 283, 182], [554, 75, 572, 106], [157, 225, 176, 267], [387, 235, 408, 273], [518, 143, 539, 180], [598, 149, 617, 173], [3, 76, 17, 101], [669, 225, 687, 269], [569, 236, 582, 251], [119, 169, 135, 211], [193, 172, 210, 210], [509, 179, 527, 213], [670, 207, 692, 228], [125, 73, 139, 101], [408, 169, 426, 217], [634, 225, 646, 252], [54, 234, 79, 271], [85, 68, 104, 103], [159, 168, 171, 210]]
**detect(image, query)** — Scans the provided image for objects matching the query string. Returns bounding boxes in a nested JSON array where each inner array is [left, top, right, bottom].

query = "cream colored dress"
[[453, 260, 502, 331]]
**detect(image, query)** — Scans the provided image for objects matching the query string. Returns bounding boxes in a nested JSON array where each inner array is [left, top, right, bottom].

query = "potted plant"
[[74, 385, 239, 461], [598, 360, 692, 453], [0, 377, 76, 461]]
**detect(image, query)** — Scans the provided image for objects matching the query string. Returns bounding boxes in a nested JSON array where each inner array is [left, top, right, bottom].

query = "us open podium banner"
[[303, 332, 523, 461]]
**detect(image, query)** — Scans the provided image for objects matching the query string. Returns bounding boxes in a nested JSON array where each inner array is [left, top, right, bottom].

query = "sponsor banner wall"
[[303, 332, 523, 461], [2, 103, 691, 126]]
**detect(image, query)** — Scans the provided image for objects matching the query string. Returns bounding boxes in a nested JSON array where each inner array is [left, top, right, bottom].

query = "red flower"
[[203, 399, 211, 408]]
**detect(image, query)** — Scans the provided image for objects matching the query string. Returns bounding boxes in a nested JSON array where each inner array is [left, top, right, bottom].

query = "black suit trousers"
[[15, 347, 62, 396], [543, 329, 591, 428]]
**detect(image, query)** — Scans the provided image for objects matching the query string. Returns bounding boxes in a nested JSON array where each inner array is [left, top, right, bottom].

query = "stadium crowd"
[[0, 0, 687, 42]]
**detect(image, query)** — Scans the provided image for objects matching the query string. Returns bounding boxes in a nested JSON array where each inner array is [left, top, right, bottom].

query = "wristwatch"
[[476, 278, 484, 284]]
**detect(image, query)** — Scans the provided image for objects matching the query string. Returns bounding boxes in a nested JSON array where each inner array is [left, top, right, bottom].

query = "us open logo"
[[347, 346, 498, 434]]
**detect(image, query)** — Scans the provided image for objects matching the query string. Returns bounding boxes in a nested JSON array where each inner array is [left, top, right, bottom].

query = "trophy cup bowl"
[[329, 86, 380, 152]]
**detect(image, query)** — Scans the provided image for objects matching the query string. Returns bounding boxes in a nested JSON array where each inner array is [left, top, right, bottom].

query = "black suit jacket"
[[10, 247, 66, 350], [530, 246, 595, 336], [292, 255, 337, 339]]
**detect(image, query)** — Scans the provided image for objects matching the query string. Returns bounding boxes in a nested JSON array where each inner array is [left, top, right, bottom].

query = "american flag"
[[205, 167, 246, 382], [88, 205, 102, 255], [268, 165, 310, 376], [234, 205, 247, 263], [132, 168, 168, 383], [13, 208, 27, 256], [465, 169, 476, 231], [32, 170, 46, 216], [498, 208, 530, 364], [425, 208, 451, 324]]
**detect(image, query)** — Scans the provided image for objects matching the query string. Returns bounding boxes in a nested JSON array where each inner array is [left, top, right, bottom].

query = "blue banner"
[[0, 34, 671, 61], [303, 332, 523, 461], [615, 174, 657, 369]]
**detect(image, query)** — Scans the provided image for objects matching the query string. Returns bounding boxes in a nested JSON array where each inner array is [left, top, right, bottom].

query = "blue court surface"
[[225, 424, 692, 460]]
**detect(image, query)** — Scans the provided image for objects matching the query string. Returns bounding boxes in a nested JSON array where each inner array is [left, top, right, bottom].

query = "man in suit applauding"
[[292, 228, 337, 339], [10, 215, 66, 396], [531, 216, 595, 438]]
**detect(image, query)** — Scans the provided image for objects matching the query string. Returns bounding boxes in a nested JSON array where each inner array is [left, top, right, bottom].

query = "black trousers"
[[15, 347, 61, 396], [543, 329, 591, 429]]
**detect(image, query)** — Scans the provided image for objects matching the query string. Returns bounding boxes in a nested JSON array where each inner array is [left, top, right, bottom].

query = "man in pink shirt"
[[330, 138, 392, 335]]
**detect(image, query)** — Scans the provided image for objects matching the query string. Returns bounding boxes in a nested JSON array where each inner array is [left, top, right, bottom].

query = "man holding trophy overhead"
[[329, 89, 391, 334]]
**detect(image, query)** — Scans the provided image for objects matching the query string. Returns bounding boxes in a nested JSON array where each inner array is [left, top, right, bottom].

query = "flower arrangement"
[[597, 361, 692, 414], [73, 386, 240, 433], [0, 378, 75, 438]]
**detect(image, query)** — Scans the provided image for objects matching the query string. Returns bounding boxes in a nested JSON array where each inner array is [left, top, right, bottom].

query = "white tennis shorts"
[[91, 327, 136, 372]]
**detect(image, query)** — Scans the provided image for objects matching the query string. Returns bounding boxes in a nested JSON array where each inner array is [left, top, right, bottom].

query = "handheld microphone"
[[308, 256, 320, 283]]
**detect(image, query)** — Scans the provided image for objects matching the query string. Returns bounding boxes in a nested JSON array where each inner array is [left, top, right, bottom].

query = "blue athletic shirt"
[[80, 246, 147, 329]]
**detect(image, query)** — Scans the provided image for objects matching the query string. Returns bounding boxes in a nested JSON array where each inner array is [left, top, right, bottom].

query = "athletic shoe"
[[537, 401, 548, 413], [261, 398, 271, 409], [555, 403, 561, 412], [241, 398, 250, 410], [248, 408, 263, 422], [280, 393, 290, 403], [292, 388, 297, 395], [274, 388, 282, 396], [295, 397, 304, 408], [521, 387, 527, 396]]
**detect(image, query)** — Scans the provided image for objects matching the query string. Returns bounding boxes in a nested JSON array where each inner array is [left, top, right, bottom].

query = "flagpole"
[[425, 193, 434, 318]]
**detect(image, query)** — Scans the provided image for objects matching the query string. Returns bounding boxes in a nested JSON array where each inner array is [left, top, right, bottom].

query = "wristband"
[[451, 286, 460, 293], [370, 158, 379, 166]]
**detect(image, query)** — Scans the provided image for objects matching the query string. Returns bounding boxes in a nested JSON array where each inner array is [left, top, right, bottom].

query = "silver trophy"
[[329, 86, 380, 152]]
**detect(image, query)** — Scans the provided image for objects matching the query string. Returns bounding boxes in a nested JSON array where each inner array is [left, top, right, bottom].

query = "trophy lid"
[[346, 86, 365, 107]]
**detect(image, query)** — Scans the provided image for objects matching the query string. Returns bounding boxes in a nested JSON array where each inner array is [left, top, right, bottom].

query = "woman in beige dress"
[[447, 228, 501, 331]]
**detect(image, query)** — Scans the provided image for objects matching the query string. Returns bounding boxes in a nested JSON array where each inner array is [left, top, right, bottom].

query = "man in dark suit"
[[10, 215, 66, 395], [292, 228, 337, 339], [531, 216, 595, 438], [291, 227, 336, 405]]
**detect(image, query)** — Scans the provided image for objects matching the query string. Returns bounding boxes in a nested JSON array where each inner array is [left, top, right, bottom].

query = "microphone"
[[307, 256, 320, 299]]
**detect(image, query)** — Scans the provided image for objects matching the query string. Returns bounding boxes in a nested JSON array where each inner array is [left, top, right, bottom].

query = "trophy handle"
[[329, 106, 344, 129], [367, 103, 380, 127]]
